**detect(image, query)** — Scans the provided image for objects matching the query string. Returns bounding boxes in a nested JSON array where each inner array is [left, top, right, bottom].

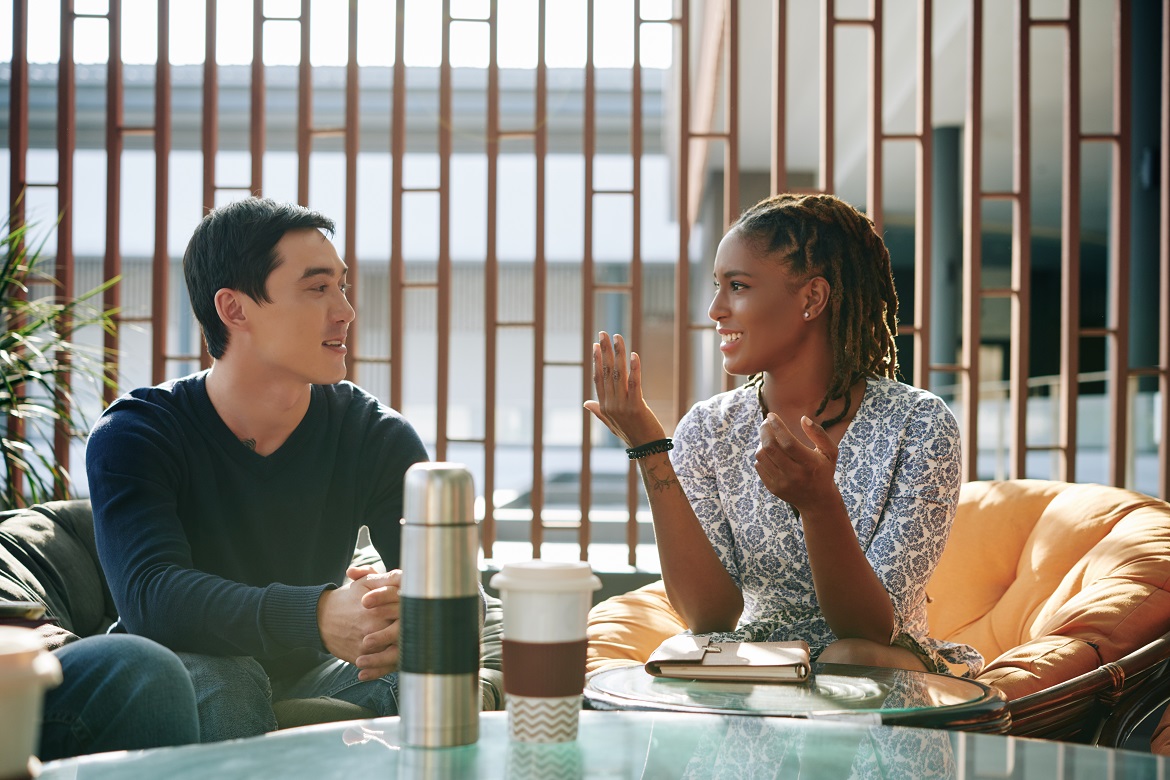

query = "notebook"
[[645, 634, 811, 683]]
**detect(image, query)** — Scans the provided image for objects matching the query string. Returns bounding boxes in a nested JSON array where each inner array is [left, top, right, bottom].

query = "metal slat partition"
[[53, 0, 76, 489], [1105, 2, 1132, 488], [1059, 0, 1083, 483], [3, 0, 1167, 536], [101, 0, 122, 407], [962, 0, 1119, 485], [961, 0, 984, 483], [6, 0, 29, 500], [151, 0, 170, 387], [910, 0, 934, 394], [773, 0, 935, 392]]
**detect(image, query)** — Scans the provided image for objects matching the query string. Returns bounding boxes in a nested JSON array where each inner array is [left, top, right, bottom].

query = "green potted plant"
[[1, 211, 117, 509]]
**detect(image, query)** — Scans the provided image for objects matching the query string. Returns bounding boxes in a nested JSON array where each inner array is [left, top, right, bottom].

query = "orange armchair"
[[585, 480, 1170, 747]]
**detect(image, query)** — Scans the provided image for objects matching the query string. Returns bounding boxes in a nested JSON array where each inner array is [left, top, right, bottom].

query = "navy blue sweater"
[[85, 372, 428, 676]]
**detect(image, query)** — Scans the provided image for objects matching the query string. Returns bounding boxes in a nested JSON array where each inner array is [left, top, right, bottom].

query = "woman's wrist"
[[791, 484, 846, 520], [626, 438, 673, 459]]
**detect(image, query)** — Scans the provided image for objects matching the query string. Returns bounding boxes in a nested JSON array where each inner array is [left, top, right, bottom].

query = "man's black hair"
[[183, 197, 335, 359]]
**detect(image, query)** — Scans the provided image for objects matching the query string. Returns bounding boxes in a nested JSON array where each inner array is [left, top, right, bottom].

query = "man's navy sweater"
[[85, 372, 428, 676]]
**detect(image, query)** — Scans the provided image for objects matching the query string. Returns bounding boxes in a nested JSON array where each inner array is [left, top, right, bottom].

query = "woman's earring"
[[803, 311, 810, 319]]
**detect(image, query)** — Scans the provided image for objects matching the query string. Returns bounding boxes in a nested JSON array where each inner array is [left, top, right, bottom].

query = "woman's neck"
[[756, 371, 868, 444]]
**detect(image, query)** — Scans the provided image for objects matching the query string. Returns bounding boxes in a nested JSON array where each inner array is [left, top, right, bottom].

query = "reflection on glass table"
[[36, 711, 1165, 780], [585, 662, 1010, 731]]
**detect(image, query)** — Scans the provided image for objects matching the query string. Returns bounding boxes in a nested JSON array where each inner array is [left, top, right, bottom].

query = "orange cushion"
[[929, 481, 1170, 672], [925, 480, 1065, 652], [585, 480, 1170, 706], [586, 580, 685, 673], [974, 635, 1102, 700]]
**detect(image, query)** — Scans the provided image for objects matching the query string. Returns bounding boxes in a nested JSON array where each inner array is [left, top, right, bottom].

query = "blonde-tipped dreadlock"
[[736, 193, 900, 429]]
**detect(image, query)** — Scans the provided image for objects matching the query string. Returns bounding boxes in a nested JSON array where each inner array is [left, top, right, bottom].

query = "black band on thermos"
[[399, 595, 482, 675]]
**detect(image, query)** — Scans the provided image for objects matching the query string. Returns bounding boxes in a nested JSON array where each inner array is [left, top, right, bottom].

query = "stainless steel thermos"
[[398, 462, 481, 747]]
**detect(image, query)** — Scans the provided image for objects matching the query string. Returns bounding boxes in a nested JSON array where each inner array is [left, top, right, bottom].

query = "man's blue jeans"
[[177, 652, 400, 743], [39, 634, 200, 760]]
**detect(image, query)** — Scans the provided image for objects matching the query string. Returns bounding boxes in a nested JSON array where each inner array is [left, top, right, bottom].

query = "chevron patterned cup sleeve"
[[489, 560, 602, 744], [505, 740, 585, 780]]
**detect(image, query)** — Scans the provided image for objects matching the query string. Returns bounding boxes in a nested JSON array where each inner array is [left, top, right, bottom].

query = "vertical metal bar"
[[1008, 0, 1031, 479], [686, 0, 727, 233], [868, 0, 882, 231], [912, 0, 933, 392], [674, 2, 691, 420], [7, 0, 29, 500], [1108, 0, 1132, 487], [296, 0, 311, 206], [772, 0, 787, 194], [724, 0, 739, 231], [437, 0, 452, 462], [202, 0, 218, 217], [820, 0, 835, 193], [251, 0, 264, 194], [720, 0, 739, 395], [1160, 0, 1169, 499], [344, 0, 360, 380], [578, 0, 596, 559], [628, 1, 644, 566], [6, 1, 27, 219], [301, 0, 315, 206], [484, 1, 501, 556], [527, 0, 551, 557], [390, 0, 406, 411], [1060, 0, 1081, 482], [8, 0, 28, 218], [199, 0, 217, 370], [152, 0, 171, 386], [54, 0, 77, 489], [961, 0, 983, 483], [104, 0, 123, 406]]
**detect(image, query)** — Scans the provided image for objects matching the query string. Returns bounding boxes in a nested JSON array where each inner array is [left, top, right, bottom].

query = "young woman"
[[586, 193, 981, 676]]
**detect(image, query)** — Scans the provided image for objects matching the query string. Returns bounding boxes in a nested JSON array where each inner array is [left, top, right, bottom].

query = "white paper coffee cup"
[[0, 626, 62, 779], [489, 561, 601, 743]]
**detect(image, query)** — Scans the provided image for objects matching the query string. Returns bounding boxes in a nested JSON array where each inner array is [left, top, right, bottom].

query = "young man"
[[85, 198, 433, 741]]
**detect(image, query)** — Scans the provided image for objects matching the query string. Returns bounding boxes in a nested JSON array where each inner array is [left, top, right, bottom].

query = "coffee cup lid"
[[489, 560, 602, 593], [0, 626, 62, 687], [0, 626, 44, 662]]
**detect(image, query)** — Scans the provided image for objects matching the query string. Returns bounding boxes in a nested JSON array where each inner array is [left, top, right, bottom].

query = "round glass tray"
[[584, 662, 1008, 730]]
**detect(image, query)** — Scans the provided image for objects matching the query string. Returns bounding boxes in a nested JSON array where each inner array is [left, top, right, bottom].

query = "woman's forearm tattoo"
[[646, 464, 679, 493]]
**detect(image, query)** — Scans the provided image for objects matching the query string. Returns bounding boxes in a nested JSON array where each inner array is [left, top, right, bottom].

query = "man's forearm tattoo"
[[646, 464, 679, 493]]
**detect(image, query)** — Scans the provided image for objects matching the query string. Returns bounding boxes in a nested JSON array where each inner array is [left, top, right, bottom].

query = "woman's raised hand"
[[754, 413, 840, 512], [583, 332, 666, 449]]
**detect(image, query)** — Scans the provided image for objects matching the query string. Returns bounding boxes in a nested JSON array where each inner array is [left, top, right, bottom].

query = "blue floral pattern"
[[670, 377, 983, 676]]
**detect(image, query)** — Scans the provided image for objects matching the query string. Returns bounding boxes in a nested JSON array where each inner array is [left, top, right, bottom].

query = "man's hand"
[[317, 567, 402, 680]]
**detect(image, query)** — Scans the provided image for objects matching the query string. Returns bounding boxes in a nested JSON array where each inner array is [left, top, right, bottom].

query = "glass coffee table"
[[35, 710, 1166, 779], [584, 662, 1010, 732]]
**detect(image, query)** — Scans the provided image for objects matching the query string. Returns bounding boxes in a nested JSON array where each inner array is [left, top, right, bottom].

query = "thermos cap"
[[489, 560, 602, 593], [402, 462, 477, 527]]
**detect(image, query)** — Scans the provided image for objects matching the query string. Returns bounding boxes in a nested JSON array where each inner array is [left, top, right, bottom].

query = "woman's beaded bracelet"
[[625, 438, 673, 460]]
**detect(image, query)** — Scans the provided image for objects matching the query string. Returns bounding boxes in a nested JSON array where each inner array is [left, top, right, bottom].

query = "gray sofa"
[[0, 499, 504, 728]]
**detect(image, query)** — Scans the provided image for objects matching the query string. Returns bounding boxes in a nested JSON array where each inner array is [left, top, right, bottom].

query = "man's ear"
[[805, 276, 830, 320], [213, 288, 248, 332]]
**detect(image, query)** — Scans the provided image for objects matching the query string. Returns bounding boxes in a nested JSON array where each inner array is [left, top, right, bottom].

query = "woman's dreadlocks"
[[735, 192, 900, 429]]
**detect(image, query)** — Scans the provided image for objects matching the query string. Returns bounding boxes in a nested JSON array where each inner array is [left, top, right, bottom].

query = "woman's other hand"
[[583, 331, 666, 448], [754, 413, 840, 511]]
